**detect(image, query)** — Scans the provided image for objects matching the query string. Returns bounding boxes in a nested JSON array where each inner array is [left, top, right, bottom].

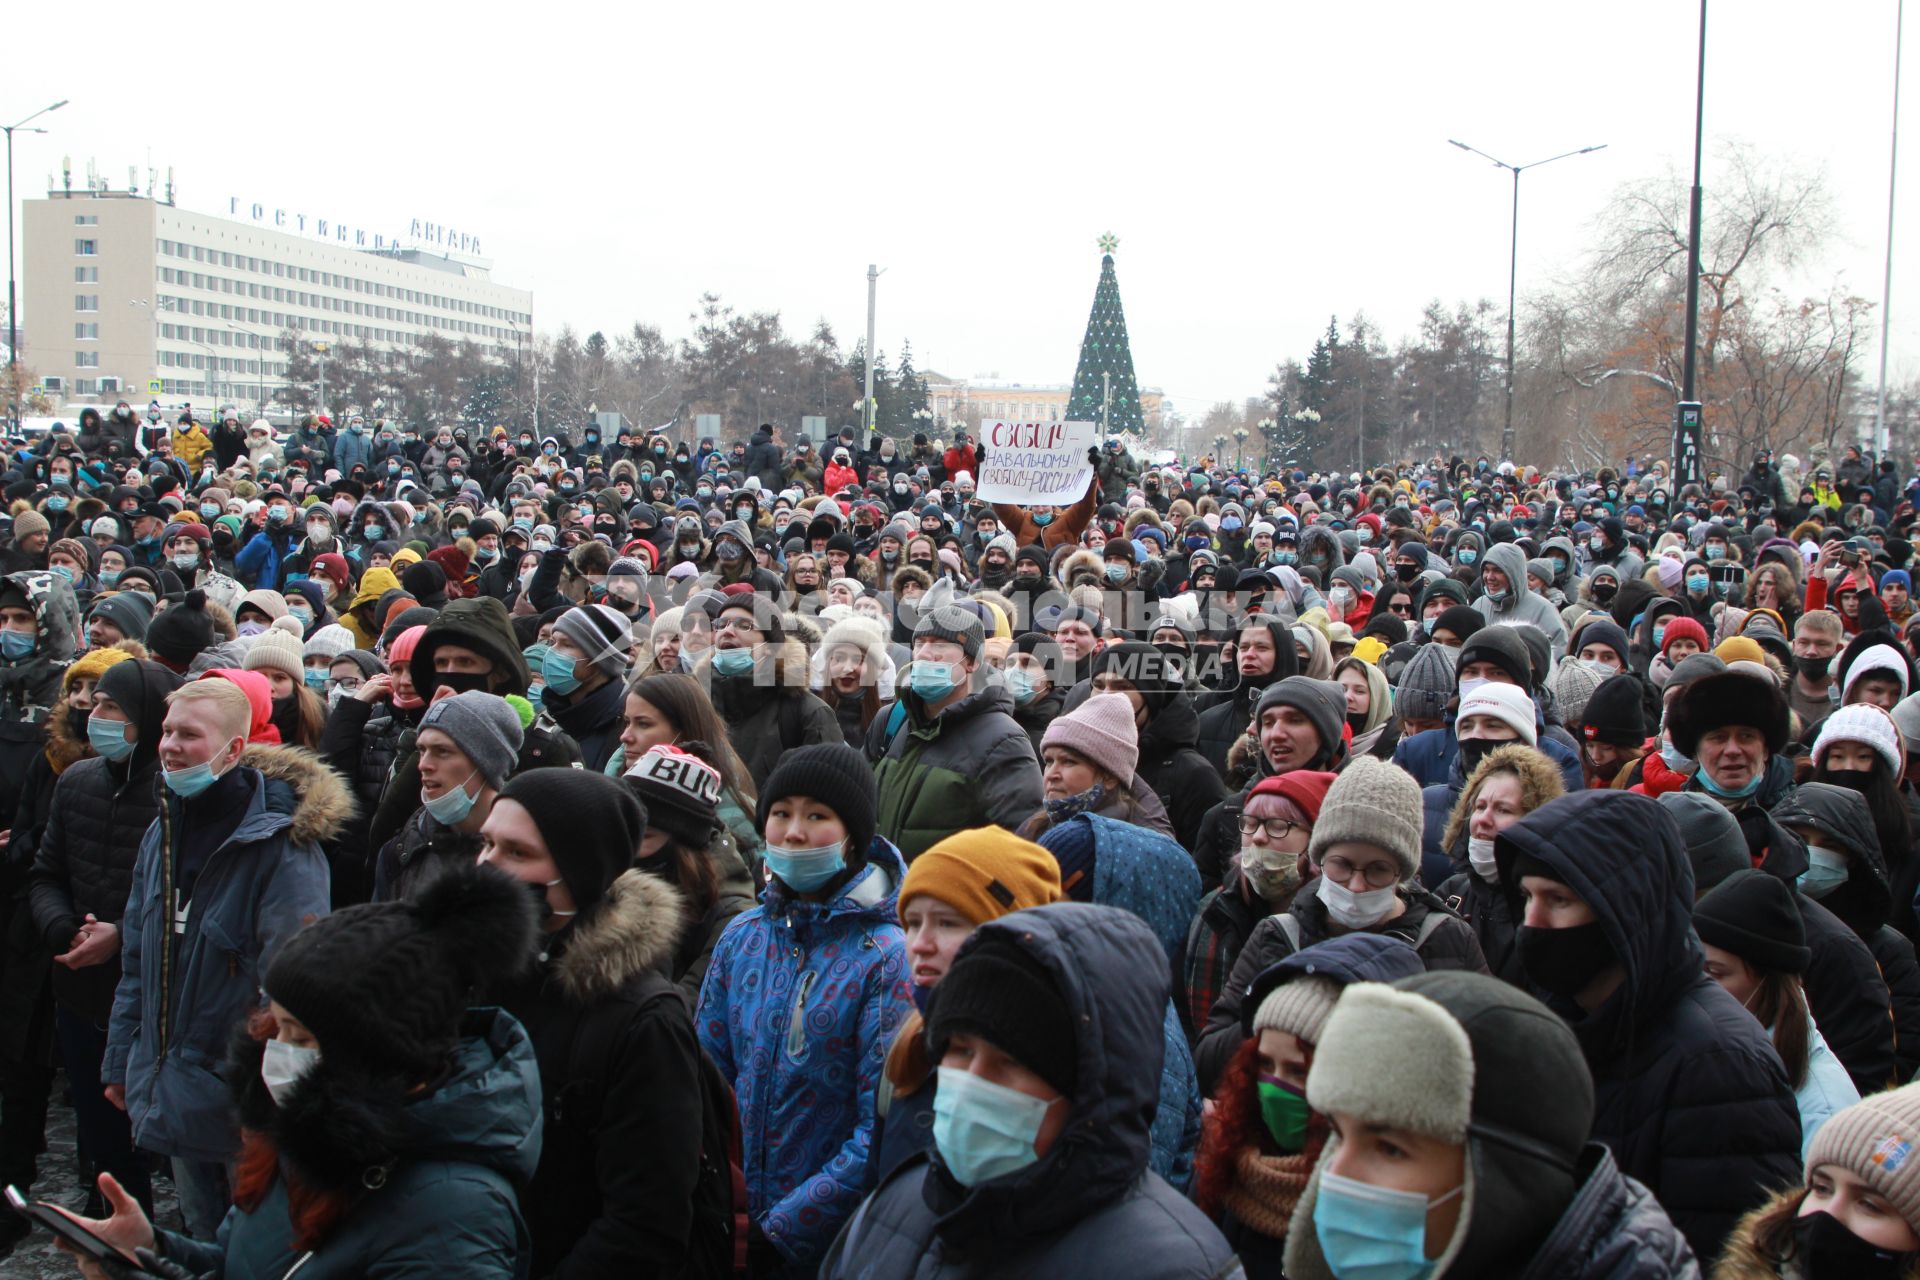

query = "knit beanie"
[[1658, 792, 1752, 893], [912, 580, 985, 659], [239, 588, 288, 622], [1814, 703, 1904, 776], [1692, 868, 1811, 974], [12, 510, 49, 541], [1434, 605, 1483, 644], [64, 644, 134, 691], [1396, 642, 1459, 721], [623, 744, 723, 848], [417, 692, 524, 792], [1252, 975, 1344, 1045], [302, 624, 356, 663], [1804, 1082, 1920, 1233], [1579, 673, 1647, 747], [145, 589, 215, 667], [1660, 616, 1709, 658], [1455, 682, 1539, 747], [756, 742, 878, 862], [1255, 676, 1350, 769], [497, 770, 647, 917], [89, 591, 155, 642], [1040, 693, 1140, 786], [243, 629, 304, 683], [264, 862, 536, 1081], [1307, 756, 1424, 882], [927, 933, 1077, 1097], [1247, 769, 1338, 822], [901, 829, 1064, 927], [553, 603, 635, 679], [1713, 636, 1767, 667], [1547, 657, 1605, 727], [1892, 694, 1920, 758]]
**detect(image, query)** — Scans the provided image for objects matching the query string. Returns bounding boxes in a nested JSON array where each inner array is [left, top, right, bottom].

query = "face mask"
[[711, 646, 755, 677], [1790, 1211, 1918, 1280], [1589, 535, 1606, 554], [1517, 920, 1615, 999], [301, 668, 330, 695], [1699, 765, 1765, 800], [1256, 1075, 1310, 1152], [1484, 588, 1508, 605], [474, 545, 499, 564], [716, 541, 744, 564], [1591, 582, 1617, 605], [1794, 653, 1832, 681], [1031, 512, 1055, 527], [540, 646, 583, 695], [238, 621, 269, 638], [1005, 667, 1038, 706], [1104, 563, 1128, 584], [1467, 835, 1498, 882], [764, 839, 847, 893], [932, 1066, 1052, 1187], [266, 507, 291, 526], [87, 715, 135, 762], [1685, 573, 1711, 595], [0, 629, 36, 661], [170, 551, 202, 572], [910, 659, 962, 702], [1313, 1169, 1462, 1280], [1242, 844, 1302, 905], [1582, 658, 1618, 677], [1316, 873, 1398, 930], [1798, 844, 1850, 899], [1458, 548, 1477, 565], [364, 524, 386, 540], [260, 1038, 321, 1105], [1703, 544, 1725, 561], [164, 753, 227, 798], [99, 569, 121, 588], [422, 769, 482, 827]]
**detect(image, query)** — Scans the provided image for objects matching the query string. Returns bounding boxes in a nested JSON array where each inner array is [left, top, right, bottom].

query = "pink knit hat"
[[1041, 692, 1140, 786]]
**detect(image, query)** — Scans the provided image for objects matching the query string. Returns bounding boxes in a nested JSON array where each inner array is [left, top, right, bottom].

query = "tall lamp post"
[[1257, 417, 1276, 472], [1233, 424, 1249, 471], [1449, 137, 1607, 463], [5, 98, 68, 427]]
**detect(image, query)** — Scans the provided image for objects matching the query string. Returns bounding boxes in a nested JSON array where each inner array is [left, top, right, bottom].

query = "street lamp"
[[1213, 433, 1228, 464], [312, 341, 331, 417], [1449, 137, 1607, 462], [5, 98, 68, 427], [1233, 424, 1249, 471], [1257, 417, 1275, 471]]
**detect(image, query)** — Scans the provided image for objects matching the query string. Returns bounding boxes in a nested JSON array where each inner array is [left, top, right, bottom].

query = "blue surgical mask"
[[1274, 551, 1297, 565], [1704, 544, 1725, 561], [422, 771, 482, 827], [910, 659, 962, 702], [1686, 573, 1710, 594], [303, 668, 329, 692], [164, 758, 223, 799], [364, 524, 386, 540], [1104, 563, 1128, 584], [0, 630, 35, 661], [541, 646, 584, 695], [1484, 588, 1508, 605], [1313, 1168, 1461, 1280], [1005, 667, 1038, 706], [1458, 548, 1477, 565], [932, 1066, 1054, 1187], [1699, 766, 1765, 800], [200, 502, 221, 519], [50, 565, 74, 584], [47, 495, 69, 512], [1653, 624, 1667, 649], [763, 839, 847, 894], [87, 715, 135, 762], [1798, 844, 1850, 900], [100, 570, 121, 588], [710, 646, 755, 677], [1421, 616, 1437, 635]]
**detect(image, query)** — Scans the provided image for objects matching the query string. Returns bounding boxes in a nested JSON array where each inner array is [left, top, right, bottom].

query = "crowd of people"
[[2, 402, 1920, 1277]]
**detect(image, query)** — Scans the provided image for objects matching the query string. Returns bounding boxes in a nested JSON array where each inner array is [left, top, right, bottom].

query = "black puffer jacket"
[[1193, 879, 1487, 1092], [818, 903, 1238, 1280], [372, 808, 484, 903], [1510, 1145, 1702, 1280], [318, 695, 418, 906], [1193, 618, 1299, 778], [27, 658, 179, 1023], [541, 674, 626, 774], [1494, 790, 1801, 1264]]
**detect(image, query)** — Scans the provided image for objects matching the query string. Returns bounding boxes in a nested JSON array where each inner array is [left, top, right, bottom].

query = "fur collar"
[[552, 870, 688, 1006], [239, 743, 357, 846], [1714, 1186, 1804, 1279]]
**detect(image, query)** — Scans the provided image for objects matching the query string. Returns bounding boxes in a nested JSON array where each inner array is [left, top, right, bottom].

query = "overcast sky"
[[10, 0, 1912, 424]]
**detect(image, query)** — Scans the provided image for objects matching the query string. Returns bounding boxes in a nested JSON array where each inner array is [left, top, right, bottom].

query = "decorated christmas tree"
[[1063, 234, 1145, 435]]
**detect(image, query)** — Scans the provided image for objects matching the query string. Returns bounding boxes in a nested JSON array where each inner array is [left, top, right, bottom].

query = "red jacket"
[[942, 445, 978, 481], [823, 462, 859, 494], [1629, 742, 1691, 797]]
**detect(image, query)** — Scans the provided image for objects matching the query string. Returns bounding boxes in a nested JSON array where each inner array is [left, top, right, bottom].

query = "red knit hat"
[[1661, 616, 1709, 658], [1247, 769, 1338, 821], [200, 668, 281, 745]]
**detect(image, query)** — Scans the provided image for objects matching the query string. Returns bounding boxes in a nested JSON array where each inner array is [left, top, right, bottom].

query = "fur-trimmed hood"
[[239, 742, 356, 846], [552, 869, 689, 1006], [1442, 742, 1566, 857], [1059, 548, 1105, 589]]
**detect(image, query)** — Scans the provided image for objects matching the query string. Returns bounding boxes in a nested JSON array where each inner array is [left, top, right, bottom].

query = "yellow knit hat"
[[64, 644, 135, 691], [899, 828, 1064, 927]]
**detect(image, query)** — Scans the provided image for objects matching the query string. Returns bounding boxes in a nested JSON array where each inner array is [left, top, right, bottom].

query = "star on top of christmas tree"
[[1097, 232, 1118, 256]]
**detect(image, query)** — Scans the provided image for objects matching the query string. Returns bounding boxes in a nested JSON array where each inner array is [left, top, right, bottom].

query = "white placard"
[[975, 419, 1096, 505]]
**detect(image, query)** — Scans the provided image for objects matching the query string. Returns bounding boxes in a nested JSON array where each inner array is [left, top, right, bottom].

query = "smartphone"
[[4, 1185, 139, 1266]]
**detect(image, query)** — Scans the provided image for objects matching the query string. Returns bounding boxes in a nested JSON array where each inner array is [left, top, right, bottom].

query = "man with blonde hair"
[[102, 673, 344, 1239]]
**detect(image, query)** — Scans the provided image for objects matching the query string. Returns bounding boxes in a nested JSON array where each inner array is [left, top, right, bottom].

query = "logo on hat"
[[629, 745, 721, 808], [1874, 1134, 1913, 1174]]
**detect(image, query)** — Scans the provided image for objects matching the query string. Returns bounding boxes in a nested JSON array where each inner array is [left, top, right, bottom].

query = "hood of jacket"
[[1067, 813, 1202, 966], [763, 833, 906, 929], [1770, 781, 1892, 934], [1494, 789, 1701, 1061], [552, 868, 689, 1006], [0, 570, 81, 718], [925, 903, 1168, 1245], [1482, 542, 1535, 607], [1298, 525, 1346, 575], [1541, 536, 1579, 586], [93, 655, 180, 773], [238, 742, 356, 847], [411, 596, 531, 695]]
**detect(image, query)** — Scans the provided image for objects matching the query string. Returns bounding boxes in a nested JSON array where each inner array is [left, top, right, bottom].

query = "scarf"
[[1043, 782, 1106, 824], [1222, 1146, 1315, 1238]]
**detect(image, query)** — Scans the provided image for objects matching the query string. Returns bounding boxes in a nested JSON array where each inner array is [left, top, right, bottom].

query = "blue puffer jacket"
[[103, 746, 346, 1162], [156, 1009, 542, 1280], [1054, 814, 1205, 1192], [696, 836, 912, 1272]]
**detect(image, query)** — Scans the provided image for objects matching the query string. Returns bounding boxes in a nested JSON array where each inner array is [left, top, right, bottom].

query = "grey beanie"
[[1255, 676, 1350, 769], [89, 591, 155, 641], [1307, 756, 1425, 882], [1395, 642, 1459, 721], [1658, 791, 1751, 894], [553, 603, 635, 679], [417, 691, 525, 791]]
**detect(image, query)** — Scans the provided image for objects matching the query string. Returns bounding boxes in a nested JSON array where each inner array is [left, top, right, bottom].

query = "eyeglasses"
[[1318, 853, 1401, 889], [1237, 815, 1300, 842], [713, 617, 761, 636]]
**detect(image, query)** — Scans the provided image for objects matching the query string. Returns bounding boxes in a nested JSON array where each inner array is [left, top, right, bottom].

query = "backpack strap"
[[1275, 914, 1302, 952]]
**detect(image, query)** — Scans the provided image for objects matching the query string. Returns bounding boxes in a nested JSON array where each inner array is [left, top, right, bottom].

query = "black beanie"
[[144, 588, 215, 666], [1434, 604, 1483, 642], [1579, 673, 1648, 747], [928, 934, 1078, 1097], [1693, 867, 1811, 974], [757, 742, 877, 861], [497, 770, 648, 917], [264, 862, 536, 1080]]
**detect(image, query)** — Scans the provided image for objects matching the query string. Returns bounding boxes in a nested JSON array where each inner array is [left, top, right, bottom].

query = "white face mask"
[[1317, 873, 1398, 929], [261, 1037, 321, 1104], [1467, 835, 1499, 883]]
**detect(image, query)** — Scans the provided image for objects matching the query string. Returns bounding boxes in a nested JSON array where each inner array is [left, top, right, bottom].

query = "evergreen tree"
[[1064, 235, 1146, 435], [896, 340, 931, 435]]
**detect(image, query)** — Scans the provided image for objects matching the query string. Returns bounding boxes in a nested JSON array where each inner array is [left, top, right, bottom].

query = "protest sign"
[[976, 419, 1096, 505]]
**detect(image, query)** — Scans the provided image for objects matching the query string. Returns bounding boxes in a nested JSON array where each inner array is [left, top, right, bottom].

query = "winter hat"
[[1573, 619, 1631, 665], [1814, 703, 1904, 776], [264, 862, 536, 1081], [1893, 694, 1920, 758], [1666, 667, 1790, 758], [1395, 642, 1459, 721], [1843, 643, 1912, 703], [1664, 652, 1727, 699], [1712, 636, 1767, 667], [1658, 792, 1752, 893], [927, 931, 1077, 1097], [1457, 626, 1535, 690], [756, 742, 878, 862], [1547, 657, 1605, 726], [144, 589, 216, 668], [238, 588, 288, 622], [64, 643, 134, 691], [911, 579, 985, 659], [11, 509, 49, 541], [1246, 769, 1338, 822], [1040, 692, 1139, 787], [1660, 616, 1709, 658], [497, 770, 647, 917], [901, 828, 1063, 928], [417, 692, 524, 792], [553, 603, 634, 679], [1803, 1082, 1920, 1233], [1693, 867, 1811, 975], [1579, 673, 1647, 747], [243, 629, 304, 683], [1433, 605, 1484, 645], [1252, 975, 1344, 1046], [302, 624, 355, 663], [89, 591, 154, 641], [623, 744, 723, 848], [202, 668, 282, 745], [1306, 755, 1424, 882], [1255, 676, 1350, 769], [1455, 681, 1538, 747]]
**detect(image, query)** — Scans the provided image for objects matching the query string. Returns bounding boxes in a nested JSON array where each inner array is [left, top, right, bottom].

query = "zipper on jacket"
[[155, 799, 175, 1058], [786, 970, 818, 1061]]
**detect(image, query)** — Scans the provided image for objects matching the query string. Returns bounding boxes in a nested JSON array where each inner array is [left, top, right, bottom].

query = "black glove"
[[974, 440, 986, 463], [1088, 446, 1101, 467]]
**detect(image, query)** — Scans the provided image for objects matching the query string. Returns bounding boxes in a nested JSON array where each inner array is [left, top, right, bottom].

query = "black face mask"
[[1590, 583, 1617, 605], [1517, 921, 1616, 999], [1395, 562, 1420, 583], [1013, 572, 1044, 593], [1822, 768, 1877, 796], [1794, 654, 1833, 682], [68, 708, 90, 743], [1791, 1211, 1916, 1280], [433, 671, 492, 699], [1457, 736, 1501, 778], [270, 695, 302, 744]]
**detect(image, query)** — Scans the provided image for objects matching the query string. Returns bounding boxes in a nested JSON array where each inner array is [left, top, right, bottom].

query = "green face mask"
[[1257, 1075, 1311, 1152]]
